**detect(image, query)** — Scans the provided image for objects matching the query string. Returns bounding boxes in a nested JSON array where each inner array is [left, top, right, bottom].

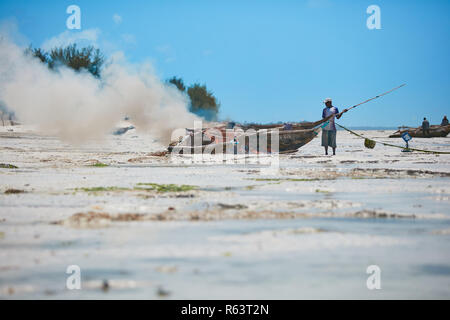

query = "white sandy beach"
[[0, 125, 449, 299]]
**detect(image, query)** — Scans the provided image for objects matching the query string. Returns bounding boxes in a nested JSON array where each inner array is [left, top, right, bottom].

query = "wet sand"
[[0, 125, 449, 299]]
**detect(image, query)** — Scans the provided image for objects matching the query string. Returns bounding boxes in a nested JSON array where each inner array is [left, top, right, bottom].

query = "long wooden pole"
[[338, 84, 406, 116]]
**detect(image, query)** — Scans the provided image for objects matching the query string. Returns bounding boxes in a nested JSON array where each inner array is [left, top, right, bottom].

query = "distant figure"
[[321, 98, 347, 155], [283, 123, 293, 130], [227, 121, 236, 129], [422, 117, 430, 137], [441, 116, 449, 126]]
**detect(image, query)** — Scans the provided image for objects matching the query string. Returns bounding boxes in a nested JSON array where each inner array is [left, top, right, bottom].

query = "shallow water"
[[0, 126, 449, 299]]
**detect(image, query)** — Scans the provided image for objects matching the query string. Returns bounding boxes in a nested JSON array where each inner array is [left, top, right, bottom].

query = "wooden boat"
[[185, 117, 330, 134], [389, 125, 450, 138], [168, 126, 321, 154], [240, 118, 327, 131], [169, 114, 337, 154]]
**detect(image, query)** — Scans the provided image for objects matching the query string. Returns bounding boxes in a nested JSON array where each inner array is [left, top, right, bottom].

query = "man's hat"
[[323, 98, 332, 103]]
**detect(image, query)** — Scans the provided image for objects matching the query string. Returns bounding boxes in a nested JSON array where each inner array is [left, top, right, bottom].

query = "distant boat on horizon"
[[389, 124, 450, 138]]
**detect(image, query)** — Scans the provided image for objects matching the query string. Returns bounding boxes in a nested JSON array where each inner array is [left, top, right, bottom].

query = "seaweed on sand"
[[0, 163, 18, 169], [74, 186, 130, 193], [134, 183, 198, 193], [90, 162, 109, 167], [72, 183, 198, 194], [4, 189, 25, 194]]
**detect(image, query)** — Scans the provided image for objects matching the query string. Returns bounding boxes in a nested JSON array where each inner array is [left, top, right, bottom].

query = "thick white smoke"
[[0, 32, 198, 144]]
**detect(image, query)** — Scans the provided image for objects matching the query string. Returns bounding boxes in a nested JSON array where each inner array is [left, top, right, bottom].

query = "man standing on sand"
[[322, 98, 347, 155], [422, 117, 430, 137]]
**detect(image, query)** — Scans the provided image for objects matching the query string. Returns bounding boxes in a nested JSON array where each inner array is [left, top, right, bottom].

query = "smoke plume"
[[0, 30, 198, 144]]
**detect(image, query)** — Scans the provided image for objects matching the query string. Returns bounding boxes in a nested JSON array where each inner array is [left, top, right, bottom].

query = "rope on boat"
[[336, 123, 450, 154]]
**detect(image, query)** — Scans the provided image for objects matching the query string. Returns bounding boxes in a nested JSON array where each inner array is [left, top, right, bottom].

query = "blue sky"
[[1, 0, 449, 126]]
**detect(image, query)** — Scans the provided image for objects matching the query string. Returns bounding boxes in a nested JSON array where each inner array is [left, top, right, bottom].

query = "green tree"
[[167, 76, 186, 92], [27, 46, 49, 64], [49, 44, 104, 78], [187, 83, 219, 121], [27, 44, 104, 78]]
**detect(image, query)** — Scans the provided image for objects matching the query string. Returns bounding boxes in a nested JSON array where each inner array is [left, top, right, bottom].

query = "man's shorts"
[[322, 130, 337, 148]]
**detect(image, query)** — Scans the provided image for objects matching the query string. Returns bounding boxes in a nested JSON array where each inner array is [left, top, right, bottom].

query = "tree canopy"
[[187, 84, 219, 120], [167, 76, 186, 92], [26, 45, 220, 120], [27, 44, 104, 78], [167, 77, 220, 121]]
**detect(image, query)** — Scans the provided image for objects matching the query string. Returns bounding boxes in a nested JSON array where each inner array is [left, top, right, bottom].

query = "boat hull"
[[168, 128, 320, 154], [389, 125, 450, 138], [240, 118, 329, 131]]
